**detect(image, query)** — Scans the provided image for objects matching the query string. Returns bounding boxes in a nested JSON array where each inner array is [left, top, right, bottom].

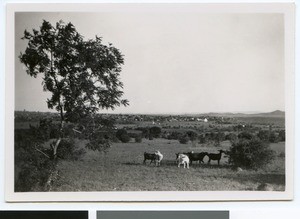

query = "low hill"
[[198, 110, 285, 118]]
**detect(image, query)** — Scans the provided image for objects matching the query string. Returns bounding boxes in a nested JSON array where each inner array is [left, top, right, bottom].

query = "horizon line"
[[14, 109, 285, 116]]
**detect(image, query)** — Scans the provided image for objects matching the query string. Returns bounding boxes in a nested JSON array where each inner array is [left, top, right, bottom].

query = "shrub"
[[167, 131, 182, 140], [179, 135, 189, 144], [136, 127, 150, 138], [269, 131, 278, 143], [15, 129, 56, 192], [15, 150, 55, 192], [56, 138, 86, 160], [186, 130, 198, 142], [198, 134, 206, 144], [257, 130, 270, 142], [62, 123, 76, 138], [85, 130, 112, 151], [149, 134, 154, 140], [238, 131, 254, 140], [278, 130, 285, 141], [149, 126, 162, 138], [49, 127, 60, 139], [225, 133, 238, 142], [116, 129, 131, 143], [228, 138, 275, 169], [135, 135, 142, 143], [215, 132, 225, 144], [278, 151, 285, 158]]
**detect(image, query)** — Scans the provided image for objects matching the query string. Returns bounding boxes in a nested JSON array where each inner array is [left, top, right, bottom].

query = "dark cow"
[[186, 152, 208, 164], [176, 152, 208, 165], [143, 152, 158, 165], [207, 150, 225, 165]]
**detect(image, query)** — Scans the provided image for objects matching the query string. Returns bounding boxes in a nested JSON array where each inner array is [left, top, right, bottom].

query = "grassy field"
[[52, 138, 285, 192]]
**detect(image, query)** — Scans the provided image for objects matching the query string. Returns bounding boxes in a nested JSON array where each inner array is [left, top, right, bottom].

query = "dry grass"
[[53, 138, 285, 192]]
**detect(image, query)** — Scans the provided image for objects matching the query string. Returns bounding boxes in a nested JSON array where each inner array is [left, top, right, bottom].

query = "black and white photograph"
[[6, 3, 295, 201]]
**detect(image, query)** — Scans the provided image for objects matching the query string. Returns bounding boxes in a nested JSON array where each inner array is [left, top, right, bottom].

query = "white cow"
[[155, 150, 163, 166], [177, 154, 190, 169]]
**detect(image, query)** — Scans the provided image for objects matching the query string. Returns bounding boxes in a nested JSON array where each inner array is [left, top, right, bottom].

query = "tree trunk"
[[52, 138, 61, 159], [52, 120, 64, 159]]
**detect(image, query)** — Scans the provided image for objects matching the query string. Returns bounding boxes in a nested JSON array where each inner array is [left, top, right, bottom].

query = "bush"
[[15, 129, 56, 192], [149, 134, 154, 140], [278, 130, 285, 141], [116, 129, 131, 143], [214, 132, 225, 145], [179, 135, 189, 144], [198, 134, 207, 144], [238, 131, 254, 140], [257, 130, 270, 141], [269, 131, 278, 143], [228, 138, 275, 169], [63, 123, 76, 138], [225, 133, 238, 142], [149, 126, 162, 138], [167, 131, 182, 140], [186, 130, 198, 142], [135, 135, 142, 143], [56, 138, 86, 160], [278, 151, 285, 158], [135, 127, 150, 138], [15, 151, 55, 192], [86, 132, 111, 151]]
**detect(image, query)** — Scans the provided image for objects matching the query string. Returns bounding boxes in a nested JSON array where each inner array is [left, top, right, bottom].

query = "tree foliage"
[[82, 116, 117, 151], [135, 135, 142, 143], [257, 130, 270, 141], [179, 135, 189, 144], [278, 130, 285, 142], [116, 129, 131, 143], [228, 138, 275, 169], [186, 130, 198, 142], [238, 131, 254, 140], [20, 20, 128, 122], [149, 126, 162, 138], [225, 133, 238, 143], [19, 20, 129, 155]]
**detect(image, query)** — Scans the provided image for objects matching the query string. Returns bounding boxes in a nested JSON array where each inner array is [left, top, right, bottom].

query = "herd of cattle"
[[143, 150, 226, 168]]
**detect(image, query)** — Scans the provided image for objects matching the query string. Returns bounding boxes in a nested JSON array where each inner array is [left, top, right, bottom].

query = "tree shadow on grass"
[[190, 163, 232, 170], [223, 173, 285, 187], [122, 160, 178, 167], [122, 160, 232, 169], [122, 162, 144, 166]]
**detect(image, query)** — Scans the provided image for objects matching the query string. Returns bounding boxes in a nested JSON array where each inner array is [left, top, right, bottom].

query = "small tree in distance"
[[149, 126, 162, 138], [186, 130, 198, 142], [116, 129, 131, 143], [19, 20, 129, 158], [179, 135, 189, 144]]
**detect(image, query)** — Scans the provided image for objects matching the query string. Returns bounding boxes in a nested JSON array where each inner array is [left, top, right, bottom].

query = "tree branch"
[[35, 147, 50, 159]]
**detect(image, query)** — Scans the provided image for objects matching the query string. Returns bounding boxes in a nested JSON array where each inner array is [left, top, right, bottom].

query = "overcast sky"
[[15, 10, 284, 114]]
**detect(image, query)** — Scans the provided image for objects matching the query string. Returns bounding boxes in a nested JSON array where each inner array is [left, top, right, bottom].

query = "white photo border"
[[5, 3, 295, 202]]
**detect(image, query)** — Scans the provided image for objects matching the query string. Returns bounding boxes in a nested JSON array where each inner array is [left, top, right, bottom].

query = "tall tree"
[[19, 20, 128, 158]]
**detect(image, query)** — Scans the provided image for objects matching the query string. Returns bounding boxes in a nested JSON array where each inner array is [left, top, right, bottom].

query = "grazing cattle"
[[155, 150, 163, 166], [186, 152, 208, 164], [175, 152, 190, 161], [177, 154, 190, 169], [143, 152, 157, 165], [207, 150, 225, 165], [176, 152, 208, 165]]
